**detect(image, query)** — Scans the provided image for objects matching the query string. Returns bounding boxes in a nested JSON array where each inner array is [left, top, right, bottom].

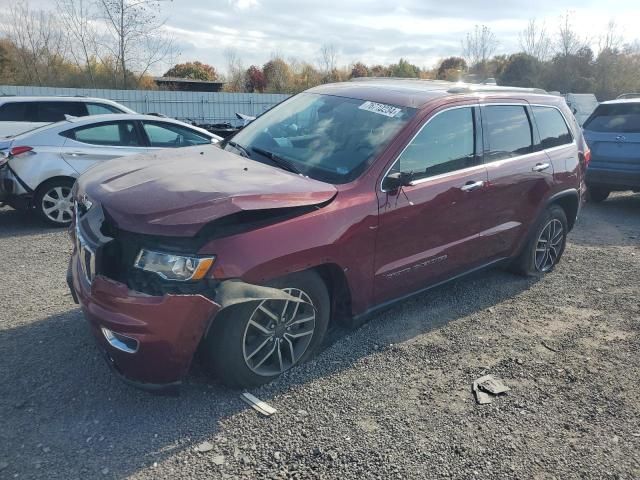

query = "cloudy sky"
[[15, 0, 640, 74]]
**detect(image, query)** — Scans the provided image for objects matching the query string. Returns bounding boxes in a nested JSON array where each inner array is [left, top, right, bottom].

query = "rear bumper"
[[68, 250, 221, 390], [0, 164, 31, 207], [586, 167, 640, 191]]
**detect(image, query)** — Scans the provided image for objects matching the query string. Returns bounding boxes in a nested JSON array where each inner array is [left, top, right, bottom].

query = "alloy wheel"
[[41, 186, 74, 224], [534, 219, 564, 272], [242, 288, 316, 376]]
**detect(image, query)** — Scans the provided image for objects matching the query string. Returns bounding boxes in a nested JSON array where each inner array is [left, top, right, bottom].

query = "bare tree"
[[2, 2, 69, 85], [223, 47, 246, 92], [97, 0, 175, 88], [57, 0, 99, 86], [599, 20, 623, 53], [556, 12, 584, 56], [319, 43, 338, 74], [462, 25, 498, 72], [519, 19, 552, 61]]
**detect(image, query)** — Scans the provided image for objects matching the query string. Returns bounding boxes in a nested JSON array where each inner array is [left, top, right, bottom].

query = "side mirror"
[[383, 171, 413, 192]]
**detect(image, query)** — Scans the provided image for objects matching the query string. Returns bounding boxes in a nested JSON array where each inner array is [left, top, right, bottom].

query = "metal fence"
[[0, 85, 290, 126]]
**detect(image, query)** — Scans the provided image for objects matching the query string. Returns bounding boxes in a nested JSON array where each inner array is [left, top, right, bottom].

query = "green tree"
[[498, 53, 542, 87], [389, 58, 420, 78], [163, 61, 218, 81]]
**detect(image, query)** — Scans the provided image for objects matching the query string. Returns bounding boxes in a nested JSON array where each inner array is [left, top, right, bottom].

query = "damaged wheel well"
[[312, 263, 352, 326]]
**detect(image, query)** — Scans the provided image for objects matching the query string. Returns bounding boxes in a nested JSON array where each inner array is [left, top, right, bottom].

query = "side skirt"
[[351, 257, 509, 325]]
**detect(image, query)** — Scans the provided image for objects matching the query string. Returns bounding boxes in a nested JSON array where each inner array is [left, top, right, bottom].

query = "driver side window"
[[396, 107, 478, 180]]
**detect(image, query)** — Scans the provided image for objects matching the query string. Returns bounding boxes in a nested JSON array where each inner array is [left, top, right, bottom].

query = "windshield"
[[226, 93, 416, 184], [584, 103, 640, 133]]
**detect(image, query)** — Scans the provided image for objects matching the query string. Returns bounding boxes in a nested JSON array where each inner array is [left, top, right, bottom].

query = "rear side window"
[[36, 102, 88, 122], [66, 121, 141, 146], [86, 103, 123, 115], [0, 102, 31, 121], [394, 106, 478, 180], [583, 103, 640, 133], [532, 106, 573, 149], [483, 105, 533, 161]]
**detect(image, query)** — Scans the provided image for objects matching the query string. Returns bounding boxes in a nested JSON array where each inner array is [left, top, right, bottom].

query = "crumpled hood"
[[76, 145, 337, 237]]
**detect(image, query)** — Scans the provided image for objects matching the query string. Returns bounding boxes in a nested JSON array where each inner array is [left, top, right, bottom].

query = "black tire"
[[202, 270, 330, 388], [34, 178, 75, 227], [510, 205, 568, 277], [588, 187, 610, 203]]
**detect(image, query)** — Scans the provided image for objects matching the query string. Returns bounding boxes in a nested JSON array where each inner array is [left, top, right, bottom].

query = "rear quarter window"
[[584, 103, 640, 133], [532, 106, 573, 149]]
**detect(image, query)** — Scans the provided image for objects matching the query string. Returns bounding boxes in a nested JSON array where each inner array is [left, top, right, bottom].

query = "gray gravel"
[[1, 193, 639, 480]]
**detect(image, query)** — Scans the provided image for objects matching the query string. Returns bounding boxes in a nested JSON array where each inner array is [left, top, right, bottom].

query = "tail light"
[[583, 147, 591, 168], [9, 146, 33, 157]]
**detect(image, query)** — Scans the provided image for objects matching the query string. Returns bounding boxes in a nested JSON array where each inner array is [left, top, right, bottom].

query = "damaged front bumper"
[[68, 248, 310, 392], [68, 251, 221, 391]]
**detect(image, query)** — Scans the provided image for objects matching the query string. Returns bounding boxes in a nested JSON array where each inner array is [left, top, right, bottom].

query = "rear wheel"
[[34, 178, 75, 227], [588, 186, 610, 203], [511, 205, 568, 276], [202, 271, 330, 388]]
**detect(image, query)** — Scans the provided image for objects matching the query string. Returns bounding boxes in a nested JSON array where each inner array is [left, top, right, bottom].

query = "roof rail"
[[616, 93, 640, 99], [447, 85, 548, 95]]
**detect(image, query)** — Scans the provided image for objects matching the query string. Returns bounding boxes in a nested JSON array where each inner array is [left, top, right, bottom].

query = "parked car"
[[583, 98, 640, 201], [0, 96, 135, 137], [67, 80, 587, 391], [0, 114, 221, 226], [564, 93, 599, 126]]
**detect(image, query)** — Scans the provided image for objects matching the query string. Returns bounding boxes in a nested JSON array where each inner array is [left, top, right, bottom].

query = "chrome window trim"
[[380, 101, 576, 193]]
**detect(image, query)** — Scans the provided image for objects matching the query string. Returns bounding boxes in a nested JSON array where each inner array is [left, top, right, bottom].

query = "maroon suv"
[[67, 80, 587, 390]]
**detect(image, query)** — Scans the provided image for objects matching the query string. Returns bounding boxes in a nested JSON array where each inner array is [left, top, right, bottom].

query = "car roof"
[[308, 78, 550, 109], [599, 98, 640, 105]]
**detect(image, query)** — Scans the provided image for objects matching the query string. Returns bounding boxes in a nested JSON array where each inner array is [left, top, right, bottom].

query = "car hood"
[[77, 145, 337, 237]]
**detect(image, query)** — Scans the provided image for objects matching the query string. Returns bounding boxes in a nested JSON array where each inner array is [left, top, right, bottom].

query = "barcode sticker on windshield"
[[358, 101, 402, 117]]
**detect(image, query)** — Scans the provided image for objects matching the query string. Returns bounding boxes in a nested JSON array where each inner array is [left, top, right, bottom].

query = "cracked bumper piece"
[[69, 252, 221, 389]]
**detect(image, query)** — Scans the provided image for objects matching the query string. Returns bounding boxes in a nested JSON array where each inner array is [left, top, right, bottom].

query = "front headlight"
[[134, 249, 215, 281]]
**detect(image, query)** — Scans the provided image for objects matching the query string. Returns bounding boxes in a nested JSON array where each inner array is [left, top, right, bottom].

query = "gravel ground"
[[0, 193, 639, 480]]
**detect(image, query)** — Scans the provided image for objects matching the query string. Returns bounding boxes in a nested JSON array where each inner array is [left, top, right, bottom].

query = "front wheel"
[[34, 178, 75, 227], [201, 271, 330, 388], [511, 205, 568, 276]]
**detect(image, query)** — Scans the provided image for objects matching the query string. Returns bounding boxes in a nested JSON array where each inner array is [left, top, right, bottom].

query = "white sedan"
[[0, 114, 221, 226]]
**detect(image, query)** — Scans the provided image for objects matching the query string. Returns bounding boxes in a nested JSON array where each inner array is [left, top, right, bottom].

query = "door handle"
[[69, 152, 87, 157], [460, 180, 485, 192], [532, 162, 550, 172]]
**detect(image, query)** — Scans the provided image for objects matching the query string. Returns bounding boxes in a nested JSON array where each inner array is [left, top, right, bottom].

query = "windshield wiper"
[[251, 146, 303, 175], [227, 140, 251, 158]]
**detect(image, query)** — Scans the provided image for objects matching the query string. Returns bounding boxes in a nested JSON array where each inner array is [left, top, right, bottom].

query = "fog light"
[[101, 327, 139, 354]]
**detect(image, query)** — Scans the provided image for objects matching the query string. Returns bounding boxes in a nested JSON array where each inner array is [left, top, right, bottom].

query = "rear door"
[[481, 103, 555, 257], [374, 104, 492, 304], [60, 120, 146, 173], [530, 105, 578, 185], [583, 103, 640, 185]]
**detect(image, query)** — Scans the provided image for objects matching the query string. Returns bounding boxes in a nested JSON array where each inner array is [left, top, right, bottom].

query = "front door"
[[374, 105, 493, 304]]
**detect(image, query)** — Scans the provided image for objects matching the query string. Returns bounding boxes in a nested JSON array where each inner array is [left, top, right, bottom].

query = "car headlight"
[[134, 249, 215, 281]]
